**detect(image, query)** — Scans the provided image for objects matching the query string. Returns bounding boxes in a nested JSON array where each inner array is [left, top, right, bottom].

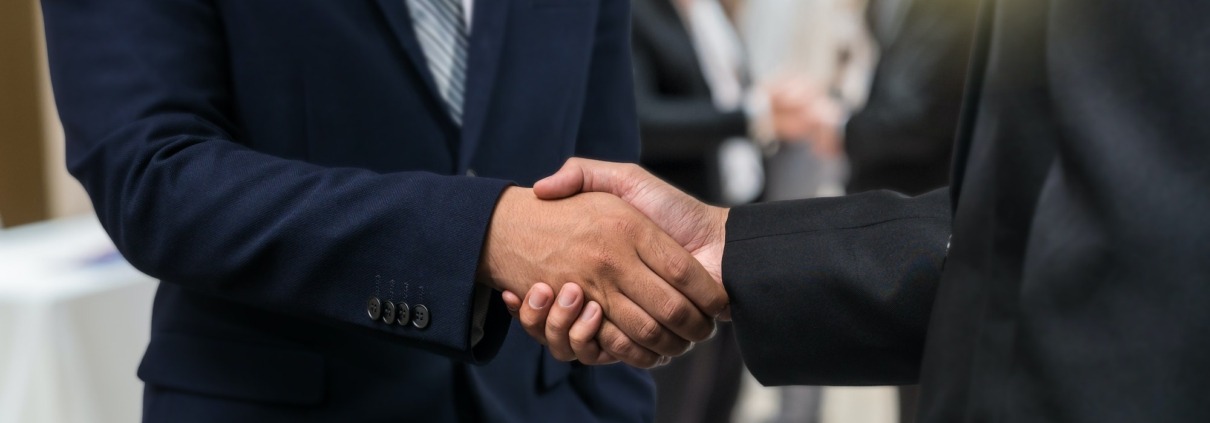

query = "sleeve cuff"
[[469, 284, 491, 346]]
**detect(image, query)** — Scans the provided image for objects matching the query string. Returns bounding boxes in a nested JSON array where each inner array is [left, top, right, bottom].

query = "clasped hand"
[[479, 158, 728, 368]]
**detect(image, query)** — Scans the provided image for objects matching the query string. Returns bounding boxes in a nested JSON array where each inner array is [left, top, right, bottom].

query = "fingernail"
[[657, 356, 672, 367], [529, 290, 551, 309], [580, 302, 600, 321], [557, 286, 579, 308]]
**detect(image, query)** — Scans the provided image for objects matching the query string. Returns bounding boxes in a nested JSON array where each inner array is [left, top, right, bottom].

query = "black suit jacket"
[[631, 0, 749, 203], [723, 0, 1210, 421], [844, 0, 979, 196]]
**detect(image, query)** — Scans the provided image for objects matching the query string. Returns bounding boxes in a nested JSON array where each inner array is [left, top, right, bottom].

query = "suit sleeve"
[[722, 189, 950, 385], [42, 0, 510, 362]]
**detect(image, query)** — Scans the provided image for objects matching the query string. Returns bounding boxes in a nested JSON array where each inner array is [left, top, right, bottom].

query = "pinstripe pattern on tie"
[[407, 0, 468, 125]]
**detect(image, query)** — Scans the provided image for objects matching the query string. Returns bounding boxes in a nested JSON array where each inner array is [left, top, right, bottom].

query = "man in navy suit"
[[41, 0, 728, 421]]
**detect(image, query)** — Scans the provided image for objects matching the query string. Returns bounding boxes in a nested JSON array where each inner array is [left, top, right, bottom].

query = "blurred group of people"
[[632, 0, 978, 421]]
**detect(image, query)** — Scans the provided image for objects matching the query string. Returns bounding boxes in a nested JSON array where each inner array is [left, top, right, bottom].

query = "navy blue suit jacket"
[[41, 0, 654, 421]]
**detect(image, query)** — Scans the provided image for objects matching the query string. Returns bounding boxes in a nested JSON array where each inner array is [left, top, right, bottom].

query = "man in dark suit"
[[512, 0, 1210, 420], [41, 0, 730, 421], [844, 0, 980, 420]]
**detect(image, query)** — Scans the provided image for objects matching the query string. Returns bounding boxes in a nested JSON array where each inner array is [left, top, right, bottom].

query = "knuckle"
[[634, 318, 666, 346], [569, 332, 593, 351], [605, 332, 638, 358], [519, 310, 542, 330], [658, 298, 694, 329], [589, 249, 620, 276], [623, 163, 643, 176], [663, 253, 695, 285], [606, 214, 640, 238], [705, 292, 729, 317], [546, 320, 569, 336]]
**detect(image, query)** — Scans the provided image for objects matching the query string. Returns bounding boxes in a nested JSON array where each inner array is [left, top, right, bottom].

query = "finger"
[[545, 283, 586, 361], [604, 291, 693, 357], [518, 283, 555, 346], [502, 290, 523, 319], [618, 253, 718, 344], [598, 319, 662, 368], [569, 301, 618, 365], [636, 229, 728, 328]]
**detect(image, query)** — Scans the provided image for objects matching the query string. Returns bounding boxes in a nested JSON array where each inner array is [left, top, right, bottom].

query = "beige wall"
[[35, 7, 92, 219], [0, 1, 91, 228]]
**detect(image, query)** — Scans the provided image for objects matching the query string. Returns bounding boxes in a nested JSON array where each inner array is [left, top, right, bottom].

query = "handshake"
[[477, 158, 730, 368]]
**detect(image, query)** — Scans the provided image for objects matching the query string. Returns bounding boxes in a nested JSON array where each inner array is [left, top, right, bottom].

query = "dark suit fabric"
[[844, 0, 980, 420], [723, 0, 1210, 421], [631, 0, 749, 203], [845, 0, 978, 196], [42, 0, 653, 421]]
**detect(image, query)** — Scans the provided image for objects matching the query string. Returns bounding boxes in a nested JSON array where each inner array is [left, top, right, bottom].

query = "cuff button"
[[366, 297, 382, 321], [396, 302, 411, 326], [381, 300, 397, 324], [411, 304, 430, 329]]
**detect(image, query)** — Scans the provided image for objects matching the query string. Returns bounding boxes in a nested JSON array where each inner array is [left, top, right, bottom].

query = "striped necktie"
[[407, 0, 469, 125]]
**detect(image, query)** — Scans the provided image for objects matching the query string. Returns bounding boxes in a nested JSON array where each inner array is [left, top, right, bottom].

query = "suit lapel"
[[949, 0, 996, 212], [457, 0, 511, 171], [373, 0, 446, 119]]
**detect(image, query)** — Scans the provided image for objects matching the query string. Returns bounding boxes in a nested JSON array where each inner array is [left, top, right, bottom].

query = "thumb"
[[534, 158, 637, 200], [533, 159, 589, 199]]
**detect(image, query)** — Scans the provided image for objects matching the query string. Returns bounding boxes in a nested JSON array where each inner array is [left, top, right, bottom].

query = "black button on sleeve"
[[381, 300, 396, 324], [366, 297, 382, 321], [411, 304, 430, 329], [396, 302, 411, 326]]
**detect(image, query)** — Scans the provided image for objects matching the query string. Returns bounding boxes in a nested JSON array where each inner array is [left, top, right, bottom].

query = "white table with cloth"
[[0, 216, 157, 423]]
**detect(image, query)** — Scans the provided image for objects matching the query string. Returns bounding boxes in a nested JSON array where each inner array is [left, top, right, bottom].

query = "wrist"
[[702, 206, 729, 284], [477, 186, 532, 293], [711, 206, 729, 250]]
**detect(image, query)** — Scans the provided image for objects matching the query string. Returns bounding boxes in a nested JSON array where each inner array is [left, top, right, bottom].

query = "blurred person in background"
[[842, 0, 980, 420], [742, 0, 876, 202], [846, 0, 978, 197], [630, 0, 823, 421]]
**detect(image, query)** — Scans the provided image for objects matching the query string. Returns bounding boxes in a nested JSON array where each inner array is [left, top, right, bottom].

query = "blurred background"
[[0, 0, 977, 421]]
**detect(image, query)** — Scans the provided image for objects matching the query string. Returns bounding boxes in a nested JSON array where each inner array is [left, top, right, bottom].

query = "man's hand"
[[504, 159, 730, 367], [501, 283, 622, 365], [532, 159, 728, 285], [479, 187, 727, 367]]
